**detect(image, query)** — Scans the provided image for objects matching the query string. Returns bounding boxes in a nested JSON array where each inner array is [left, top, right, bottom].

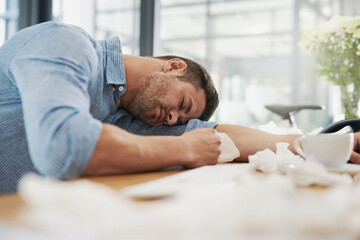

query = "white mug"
[[294, 133, 354, 168]]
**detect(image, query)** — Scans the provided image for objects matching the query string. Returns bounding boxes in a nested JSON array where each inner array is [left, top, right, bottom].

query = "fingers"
[[181, 128, 221, 168], [203, 129, 221, 157], [350, 132, 360, 164], [193, 129, 221, 160], [350, 151, 360, 164]]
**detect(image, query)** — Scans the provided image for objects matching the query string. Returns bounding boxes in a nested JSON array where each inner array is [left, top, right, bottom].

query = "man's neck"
[[120, 54, 163, 109]]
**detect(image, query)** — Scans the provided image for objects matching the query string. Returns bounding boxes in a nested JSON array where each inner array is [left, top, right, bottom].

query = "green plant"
[[300, 16, 360, 119]]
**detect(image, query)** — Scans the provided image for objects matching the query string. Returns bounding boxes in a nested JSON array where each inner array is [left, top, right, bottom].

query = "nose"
[[165, 110, 179, 125]]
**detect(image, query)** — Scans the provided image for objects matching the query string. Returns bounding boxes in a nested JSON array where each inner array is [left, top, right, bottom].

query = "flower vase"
[[300, 16, 360, 120], [340, 83, 360, 119]]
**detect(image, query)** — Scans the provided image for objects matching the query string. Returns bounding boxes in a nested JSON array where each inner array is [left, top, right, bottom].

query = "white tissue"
[[217, 132, 240, 163], [248, 149, 278, 172], [276, 142, 305, 167], [258, 121, 304, 135], [248, 142, 304, 173], [288, 160, 353, 187], [248, 142, 353, 187], [18, 174, 136, 237], [17, 167, 360, 239]]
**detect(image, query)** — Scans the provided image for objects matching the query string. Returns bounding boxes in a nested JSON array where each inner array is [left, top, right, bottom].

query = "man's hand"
[[180, 128, 221, 168], [84, 124, 221, 176], [350, 132, 360, 164]]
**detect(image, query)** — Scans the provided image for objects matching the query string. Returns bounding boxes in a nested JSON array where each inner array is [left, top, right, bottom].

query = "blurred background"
[[1, 0, 360, 132]]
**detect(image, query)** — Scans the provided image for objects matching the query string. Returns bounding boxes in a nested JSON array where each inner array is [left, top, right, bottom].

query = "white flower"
[[300, 16, 360, 50], [299, 26, 320, 49], [319, 16, 345, 36], [340, 16, 360, 33], [353, 28, 360, 38]]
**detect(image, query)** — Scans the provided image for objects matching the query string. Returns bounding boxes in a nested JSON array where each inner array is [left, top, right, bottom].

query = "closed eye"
[[185, 99, 192, 114], [180, 97, 185, 109]]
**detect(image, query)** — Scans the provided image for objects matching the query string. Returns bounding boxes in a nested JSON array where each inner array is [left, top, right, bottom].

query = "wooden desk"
[[1, 163, 358, 239], [0, 169, 183, 223], [0, 163, 353, 225]]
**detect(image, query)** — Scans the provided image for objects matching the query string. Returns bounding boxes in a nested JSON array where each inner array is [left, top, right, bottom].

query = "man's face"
[[127, 73, 206, 125]]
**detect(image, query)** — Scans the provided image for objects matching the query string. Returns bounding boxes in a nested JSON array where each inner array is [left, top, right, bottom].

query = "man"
[[0, 22, 356, 195]]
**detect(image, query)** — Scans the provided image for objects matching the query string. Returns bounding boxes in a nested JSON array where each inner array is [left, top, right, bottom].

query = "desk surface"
[[0, 163, 330, 223], [0, 169, 183, 223], [0, 162, 352, 224], [2, 163, 358, 239]]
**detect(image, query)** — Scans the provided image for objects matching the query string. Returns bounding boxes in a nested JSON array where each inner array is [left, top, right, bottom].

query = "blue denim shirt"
[[0, 22, 218, 194]]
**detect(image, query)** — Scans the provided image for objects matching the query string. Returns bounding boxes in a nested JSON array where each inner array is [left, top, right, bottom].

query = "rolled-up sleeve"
[[8, 26, 102, 179]]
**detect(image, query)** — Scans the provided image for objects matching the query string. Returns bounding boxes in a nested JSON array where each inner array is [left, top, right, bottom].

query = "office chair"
[[265, 104, 326, 129], [264, 104, 360, 134]]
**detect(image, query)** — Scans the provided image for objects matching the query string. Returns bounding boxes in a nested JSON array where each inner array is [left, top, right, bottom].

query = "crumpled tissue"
[[217, 132, 240, 163], [259, 121, 304, 135], [248, 142, 303, 173], [17, 171, 360, 239], [249, 142, 353, 187]]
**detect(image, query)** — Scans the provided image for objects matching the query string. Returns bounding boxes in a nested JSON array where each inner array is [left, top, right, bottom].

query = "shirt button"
[[112, 87, 115, 92], [118, 86, 124, 91]]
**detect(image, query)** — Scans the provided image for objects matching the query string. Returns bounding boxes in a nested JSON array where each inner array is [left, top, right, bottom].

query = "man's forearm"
[[215, 124, 301, 161], [83, 123, 188, 176]]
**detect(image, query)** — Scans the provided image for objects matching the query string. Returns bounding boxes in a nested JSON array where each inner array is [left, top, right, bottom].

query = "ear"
[[162, 59, 187, 73]]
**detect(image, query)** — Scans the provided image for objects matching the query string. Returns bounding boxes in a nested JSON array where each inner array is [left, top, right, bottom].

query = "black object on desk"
[[320, 118, 360, 133]]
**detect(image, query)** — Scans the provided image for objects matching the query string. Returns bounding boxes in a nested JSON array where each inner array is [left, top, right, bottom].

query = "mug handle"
[[294, 136, 306, 159]]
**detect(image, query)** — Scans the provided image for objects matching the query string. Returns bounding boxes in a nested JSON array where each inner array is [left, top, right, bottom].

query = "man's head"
[[155, 55, 219, 121], [126, 55, 219, 125]]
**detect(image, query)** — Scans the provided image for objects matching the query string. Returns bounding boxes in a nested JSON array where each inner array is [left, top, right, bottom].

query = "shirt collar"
[[99, 36, 126, 86]]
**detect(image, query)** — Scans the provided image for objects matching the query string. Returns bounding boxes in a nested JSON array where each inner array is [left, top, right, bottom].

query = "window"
[[0, 0, 6, 44], [52, 0, 140, 55], [0, 0, 18, 46], [156, 0, 348, 132], [50, 0, 360, 132]]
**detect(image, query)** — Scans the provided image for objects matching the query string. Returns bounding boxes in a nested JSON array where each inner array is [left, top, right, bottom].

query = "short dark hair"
[[154, 55, 219, 121]]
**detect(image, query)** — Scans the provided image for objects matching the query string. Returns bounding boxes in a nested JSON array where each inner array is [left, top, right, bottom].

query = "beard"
[[127, 73, 174, 125]]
